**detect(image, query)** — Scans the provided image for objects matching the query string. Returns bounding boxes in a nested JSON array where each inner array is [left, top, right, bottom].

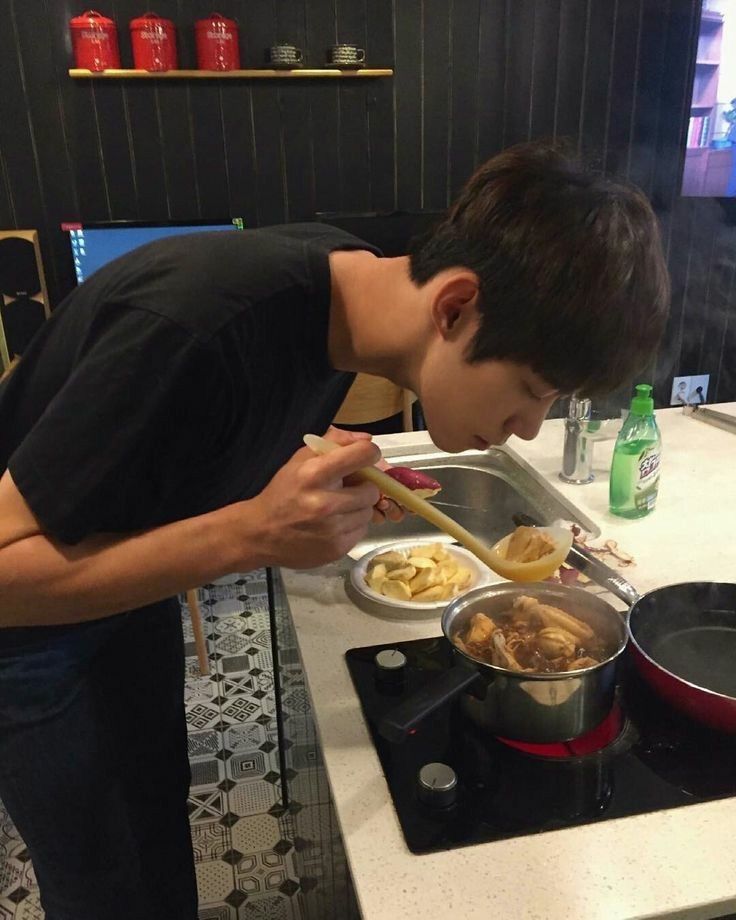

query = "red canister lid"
[[130, 11, 175, 31], [70, 9, 116, 29], [194, 12, 238, 32]]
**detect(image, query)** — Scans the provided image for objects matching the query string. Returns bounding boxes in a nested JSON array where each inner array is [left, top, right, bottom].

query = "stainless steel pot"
[[378, 582, 628, 744]]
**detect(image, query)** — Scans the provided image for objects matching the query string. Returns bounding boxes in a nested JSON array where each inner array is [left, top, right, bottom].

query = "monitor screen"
[[62, 219, 244, 285], [681, 0, 736, 196]]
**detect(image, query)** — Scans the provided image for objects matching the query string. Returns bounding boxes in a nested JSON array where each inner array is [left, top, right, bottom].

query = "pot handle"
[[378, 666, 484, 744]]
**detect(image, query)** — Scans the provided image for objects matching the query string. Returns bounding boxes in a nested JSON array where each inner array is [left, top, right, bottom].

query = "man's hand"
[[322, 426, 405, 524], [244, 436, 381, 569]]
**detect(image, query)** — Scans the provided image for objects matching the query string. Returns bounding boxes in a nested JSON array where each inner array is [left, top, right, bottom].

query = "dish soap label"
[[634, 445, 661, 511]]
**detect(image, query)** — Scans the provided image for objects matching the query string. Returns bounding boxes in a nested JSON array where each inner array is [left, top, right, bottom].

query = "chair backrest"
[[334, 373, 415, 431]]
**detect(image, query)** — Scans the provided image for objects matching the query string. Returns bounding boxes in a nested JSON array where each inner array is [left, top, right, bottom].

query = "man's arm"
[[0, 437, 381, 628]]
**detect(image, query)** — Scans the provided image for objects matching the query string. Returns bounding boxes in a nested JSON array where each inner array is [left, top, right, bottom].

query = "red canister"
[[69, 10, 121, 71], [195, 13, 240, 71], [130, 12, 178, 72]]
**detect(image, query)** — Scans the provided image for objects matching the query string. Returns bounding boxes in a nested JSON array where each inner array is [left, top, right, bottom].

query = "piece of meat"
[[505, 526, 556, 563]]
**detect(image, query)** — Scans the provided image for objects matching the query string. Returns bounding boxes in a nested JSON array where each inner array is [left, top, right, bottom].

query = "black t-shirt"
[[0, 223, 380, 547]]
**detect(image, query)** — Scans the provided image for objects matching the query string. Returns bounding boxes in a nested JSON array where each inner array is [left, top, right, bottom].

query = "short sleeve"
[[8, 307, 225, 544]]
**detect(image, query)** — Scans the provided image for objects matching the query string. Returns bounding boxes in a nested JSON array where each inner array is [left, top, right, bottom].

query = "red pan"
[[562, 540, 736, 732], [625, 582, 736, 733]]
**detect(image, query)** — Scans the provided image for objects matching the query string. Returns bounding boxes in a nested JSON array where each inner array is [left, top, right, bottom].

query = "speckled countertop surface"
[[281, 404, 736, 920]]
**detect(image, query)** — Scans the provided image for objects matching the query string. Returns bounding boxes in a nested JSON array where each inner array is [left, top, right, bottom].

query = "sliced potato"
[[371, 550, 409, 571], [453, 566, 473, 589], [413, 583, 454, 602], [380, 579, 412, 601], [436, 559, 458, 583], [364, 544, 474, 604], [386, 565, 417, 582], [408, 566, 444, 594], [406, 556, 435, 570]]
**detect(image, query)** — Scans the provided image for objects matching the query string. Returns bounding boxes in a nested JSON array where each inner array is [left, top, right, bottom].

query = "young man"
[[0, 141, 669, 919]]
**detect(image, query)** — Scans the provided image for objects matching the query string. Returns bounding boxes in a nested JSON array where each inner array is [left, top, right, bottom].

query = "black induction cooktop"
[[346, 637, 736, 854]]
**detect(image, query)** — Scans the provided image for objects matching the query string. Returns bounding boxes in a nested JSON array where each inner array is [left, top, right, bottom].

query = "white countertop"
[[281, 404, 736, 920]]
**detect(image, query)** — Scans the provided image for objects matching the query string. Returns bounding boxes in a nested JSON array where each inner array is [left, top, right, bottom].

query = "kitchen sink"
[[349, 444, 599, 559]]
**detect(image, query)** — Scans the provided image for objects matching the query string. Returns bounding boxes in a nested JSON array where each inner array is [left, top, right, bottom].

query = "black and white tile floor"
[[0, 571, 304, 920]]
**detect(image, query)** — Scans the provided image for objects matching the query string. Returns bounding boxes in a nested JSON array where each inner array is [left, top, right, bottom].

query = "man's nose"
[[503, 404, 551, 441]]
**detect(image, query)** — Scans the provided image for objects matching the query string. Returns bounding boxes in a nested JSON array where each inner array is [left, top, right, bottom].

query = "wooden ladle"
[[304, 434, 572, 582]]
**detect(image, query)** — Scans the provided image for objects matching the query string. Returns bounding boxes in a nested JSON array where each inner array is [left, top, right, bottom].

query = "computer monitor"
[[61, 218, 244, 285], [681, 0, 736, 197]]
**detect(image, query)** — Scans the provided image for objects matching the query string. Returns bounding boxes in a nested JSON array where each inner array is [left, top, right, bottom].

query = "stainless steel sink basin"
[[349, 444, 599, 559]]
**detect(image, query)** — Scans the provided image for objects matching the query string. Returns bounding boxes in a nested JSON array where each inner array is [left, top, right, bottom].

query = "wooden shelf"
[[69, 68, 393, 80]]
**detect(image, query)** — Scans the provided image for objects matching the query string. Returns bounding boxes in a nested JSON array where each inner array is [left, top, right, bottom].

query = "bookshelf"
[[682, 10, 729, 195]]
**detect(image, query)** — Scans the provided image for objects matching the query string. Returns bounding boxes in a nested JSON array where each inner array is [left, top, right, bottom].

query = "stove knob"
[[374, 648, 407, 680], [417, 762, 458, 808]]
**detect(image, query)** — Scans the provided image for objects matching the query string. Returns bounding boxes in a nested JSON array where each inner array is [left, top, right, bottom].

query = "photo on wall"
[[669, 374, 710, 405], [681, 0, 736, 196]]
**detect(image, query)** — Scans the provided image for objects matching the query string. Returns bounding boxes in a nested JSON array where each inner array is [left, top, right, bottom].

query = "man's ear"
[[430, 271, 480, 340]]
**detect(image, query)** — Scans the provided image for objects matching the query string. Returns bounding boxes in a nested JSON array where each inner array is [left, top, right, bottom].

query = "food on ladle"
[[366, 543, 474, 602], [505, 526, 557, 563], [383, 467, 442, 499], [452, 595, 609, 673]]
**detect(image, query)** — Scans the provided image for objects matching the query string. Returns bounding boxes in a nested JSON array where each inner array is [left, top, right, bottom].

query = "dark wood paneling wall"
[[0, 0, 733, 405]]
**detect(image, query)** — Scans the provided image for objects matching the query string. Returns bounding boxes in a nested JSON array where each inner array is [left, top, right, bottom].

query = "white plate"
[[349, 539, 498, 620]]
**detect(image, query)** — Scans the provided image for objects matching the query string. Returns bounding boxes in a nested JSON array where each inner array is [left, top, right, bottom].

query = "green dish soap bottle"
[[609, 384, 662, 519]]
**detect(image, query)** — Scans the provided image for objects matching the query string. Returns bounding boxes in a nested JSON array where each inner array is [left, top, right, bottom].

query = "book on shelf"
[[687, 115, 711, 148]]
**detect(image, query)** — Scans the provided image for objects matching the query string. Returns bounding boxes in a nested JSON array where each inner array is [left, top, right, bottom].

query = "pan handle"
[[566, 543, 641, 606], [378, 666, 484, 744], [512, 513, 640, 607]]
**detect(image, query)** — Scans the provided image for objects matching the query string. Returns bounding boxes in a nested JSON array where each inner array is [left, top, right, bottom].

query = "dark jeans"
[[0, 598, 198, 920]]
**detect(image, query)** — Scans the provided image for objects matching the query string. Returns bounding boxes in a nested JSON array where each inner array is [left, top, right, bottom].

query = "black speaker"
[[0, 230, 50, 367]]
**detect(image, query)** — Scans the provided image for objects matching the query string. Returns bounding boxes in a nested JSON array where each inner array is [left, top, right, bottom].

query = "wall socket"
[[669, 374, 710, 406]]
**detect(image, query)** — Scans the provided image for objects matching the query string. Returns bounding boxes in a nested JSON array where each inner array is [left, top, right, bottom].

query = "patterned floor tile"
[[220, 698, 261, 725], [228, 782, 278, 818], [239, 892, 300, 920], [191, 820, 231, 864], [195, 858, 234, 906], [231, 815, 281, 853], [188, 789, 227, 824], [207, 596, 246, 616], [213, 617, 251, 636], [12, 892, 44, 920], [188, 730, 222, 759], [198, 906, 237, 920], [190, 757, 225, 789], [185, 675, 219, 706], [186, 702, 223, 731], [223, 723, 266, 753], [233, 848, 294, 896], [219, 675, 255, 697]]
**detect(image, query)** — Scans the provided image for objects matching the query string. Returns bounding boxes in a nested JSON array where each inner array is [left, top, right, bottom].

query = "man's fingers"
[[323, 480, 380, 515], [304, 439, 381, 486], [323, 425, 373, 445], [382, 499, 405, 523]]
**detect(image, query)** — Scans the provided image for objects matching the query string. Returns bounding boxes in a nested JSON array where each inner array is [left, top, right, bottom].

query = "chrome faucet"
[[559, 397, 594, 484]]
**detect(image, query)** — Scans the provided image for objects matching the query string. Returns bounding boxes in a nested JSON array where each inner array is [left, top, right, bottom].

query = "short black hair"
[[409, 140, 671, 396]]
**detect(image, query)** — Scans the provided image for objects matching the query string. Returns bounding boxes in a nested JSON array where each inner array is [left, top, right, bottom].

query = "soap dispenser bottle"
[[609, 384, 662, 518]]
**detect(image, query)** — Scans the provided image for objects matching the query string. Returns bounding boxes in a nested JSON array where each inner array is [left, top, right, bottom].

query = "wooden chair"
[[334, 372, 415, 431], [186, 588, 210, 676]]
